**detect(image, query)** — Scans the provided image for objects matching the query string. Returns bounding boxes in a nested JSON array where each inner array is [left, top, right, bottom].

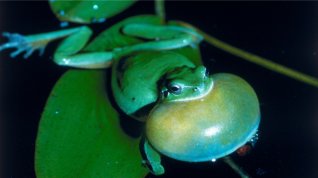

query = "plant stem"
[[155, 0, 165, 22], [174, 21, 318, 88], [223, 157, 250, 178]]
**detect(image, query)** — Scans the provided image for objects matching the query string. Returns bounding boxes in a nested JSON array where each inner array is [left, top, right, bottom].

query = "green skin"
[[0, 19, 211, 175]]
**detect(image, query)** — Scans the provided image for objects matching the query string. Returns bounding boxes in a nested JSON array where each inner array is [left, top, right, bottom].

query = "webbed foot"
[[0, 32, 46, 59]]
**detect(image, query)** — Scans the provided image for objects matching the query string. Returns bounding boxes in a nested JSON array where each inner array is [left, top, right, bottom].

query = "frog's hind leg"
[[53, 26, 113, 69], [0, 26, 114, 69], [118, 24, 203, 56], [0, 27, 85, 59]]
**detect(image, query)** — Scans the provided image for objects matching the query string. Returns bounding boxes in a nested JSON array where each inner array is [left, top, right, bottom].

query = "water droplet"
[[97, 18, 106, 23], [211, 158, 216, 162], [62, 58, 70, 64], [93, 4, 99, 10], [58, 10, 65, 16], [55, 111, 60, 114], [91, 17, 106, 23], [60, 21, 69, 28]]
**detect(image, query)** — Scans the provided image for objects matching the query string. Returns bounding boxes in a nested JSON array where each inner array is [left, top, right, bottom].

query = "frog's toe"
[[9, 46, 29, 58], [22, 48, 35, 59], [1, 32, 28, 55], [0, 32, 44, 59]]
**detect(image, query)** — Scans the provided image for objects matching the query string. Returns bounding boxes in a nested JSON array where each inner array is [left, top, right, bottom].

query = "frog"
[[0, 15, 202, 118], [0, 15, 260, 176]]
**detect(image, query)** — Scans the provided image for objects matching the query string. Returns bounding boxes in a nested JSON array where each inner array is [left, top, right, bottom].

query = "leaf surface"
[[35, 70, 148, 178], [49, 0, 136, 24]]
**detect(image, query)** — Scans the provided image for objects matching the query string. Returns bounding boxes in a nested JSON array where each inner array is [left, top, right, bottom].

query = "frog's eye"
[[167, 83, 182, 95]]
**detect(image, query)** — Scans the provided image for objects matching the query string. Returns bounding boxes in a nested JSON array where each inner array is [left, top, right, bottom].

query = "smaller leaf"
[[49, 0, 136, 24]]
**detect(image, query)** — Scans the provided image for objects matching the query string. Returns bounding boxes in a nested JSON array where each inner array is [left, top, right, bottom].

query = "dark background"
[[1, 1, 318, 178]]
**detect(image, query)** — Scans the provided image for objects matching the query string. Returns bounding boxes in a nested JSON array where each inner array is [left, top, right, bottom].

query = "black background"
[[1, 1, 318, 178]]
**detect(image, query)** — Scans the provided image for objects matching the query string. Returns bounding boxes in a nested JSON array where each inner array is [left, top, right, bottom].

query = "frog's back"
[[111, 51, 195, 120]]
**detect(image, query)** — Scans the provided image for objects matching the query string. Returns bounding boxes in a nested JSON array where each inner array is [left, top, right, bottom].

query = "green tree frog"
[[0, 15, 260, 176]]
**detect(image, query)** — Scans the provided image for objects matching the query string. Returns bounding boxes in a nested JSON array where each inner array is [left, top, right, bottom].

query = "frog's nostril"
[[163, 90, 169, 97], [160, 88, 169, 98]]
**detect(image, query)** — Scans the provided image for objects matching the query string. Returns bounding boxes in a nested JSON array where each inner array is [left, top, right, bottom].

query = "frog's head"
[[160, 65, 213, 102]]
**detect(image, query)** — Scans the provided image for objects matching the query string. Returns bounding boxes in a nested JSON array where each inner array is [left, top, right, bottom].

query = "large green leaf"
[[49, 0, 136, 24], [35, 70, 148, 178]]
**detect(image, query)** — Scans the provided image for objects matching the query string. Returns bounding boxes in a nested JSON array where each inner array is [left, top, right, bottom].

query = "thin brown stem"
[[223, 156, 250, 178], [155, 0, 165, 22], [174, 21, 318, 88]]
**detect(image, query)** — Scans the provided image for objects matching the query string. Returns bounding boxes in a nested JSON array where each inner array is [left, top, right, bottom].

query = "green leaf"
[[35, 70, 148, 178], [171, 46, 202, 66], [49, 0, 136, 24]]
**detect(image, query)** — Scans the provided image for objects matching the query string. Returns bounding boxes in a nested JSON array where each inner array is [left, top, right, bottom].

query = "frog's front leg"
[[141, 139, 164, 176]]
